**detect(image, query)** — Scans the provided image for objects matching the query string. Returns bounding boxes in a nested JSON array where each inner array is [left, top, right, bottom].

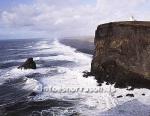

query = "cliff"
[[91, 21, 150, 89]]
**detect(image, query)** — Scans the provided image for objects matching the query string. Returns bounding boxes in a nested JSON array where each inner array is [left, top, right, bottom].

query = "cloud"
[[0, 0, 150, 39]]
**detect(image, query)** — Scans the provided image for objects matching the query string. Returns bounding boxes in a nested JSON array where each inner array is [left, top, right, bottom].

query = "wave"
[[1, 39, 150, 116], [0, 40, 114, 107]]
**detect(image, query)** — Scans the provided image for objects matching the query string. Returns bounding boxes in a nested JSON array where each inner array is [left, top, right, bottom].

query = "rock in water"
[[91, 21, 150, 89], [126, 94, 134, 97], [18, 58, 36, 69]]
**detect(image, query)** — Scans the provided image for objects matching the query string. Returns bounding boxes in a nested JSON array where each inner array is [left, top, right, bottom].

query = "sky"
[[0, 0, 150, 39]]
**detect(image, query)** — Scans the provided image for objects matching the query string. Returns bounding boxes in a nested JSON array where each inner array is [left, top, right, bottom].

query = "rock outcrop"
[[91, 21, 150, 89], [18, 58, 36, 69]]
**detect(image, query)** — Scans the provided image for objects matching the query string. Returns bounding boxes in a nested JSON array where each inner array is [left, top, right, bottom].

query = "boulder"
[[126, 94, 134, 97], [18, 58, 36, 69], [91, 21, 150, 89]]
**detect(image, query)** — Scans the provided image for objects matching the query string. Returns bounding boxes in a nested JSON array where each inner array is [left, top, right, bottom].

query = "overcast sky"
[[0, 0, 150, 39]]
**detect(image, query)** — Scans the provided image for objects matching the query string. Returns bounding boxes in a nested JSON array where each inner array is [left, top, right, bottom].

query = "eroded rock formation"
[[91, 21, 150, 89], [18, 58, 36, 69]]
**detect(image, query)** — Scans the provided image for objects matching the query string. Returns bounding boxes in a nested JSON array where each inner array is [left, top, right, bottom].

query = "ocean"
[[0, 39, 150, 116]]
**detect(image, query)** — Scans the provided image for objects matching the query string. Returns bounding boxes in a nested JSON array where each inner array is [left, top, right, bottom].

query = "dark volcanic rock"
[[117, 95, 123, 98], [18, 58, 36, 69], [91, 21, 150, 89], [83, 71, 93, 78], [126, 94, 134, 97]]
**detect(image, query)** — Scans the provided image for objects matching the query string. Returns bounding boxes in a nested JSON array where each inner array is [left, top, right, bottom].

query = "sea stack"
[[18, 58, 36, 69], [91, 21, 150, 89]]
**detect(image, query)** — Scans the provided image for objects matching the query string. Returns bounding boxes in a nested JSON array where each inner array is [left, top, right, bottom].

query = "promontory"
[[91, 21, 150, 89]]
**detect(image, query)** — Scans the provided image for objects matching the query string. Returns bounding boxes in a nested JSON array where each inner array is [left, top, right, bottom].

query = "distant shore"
[[60, 37, 94, 55]]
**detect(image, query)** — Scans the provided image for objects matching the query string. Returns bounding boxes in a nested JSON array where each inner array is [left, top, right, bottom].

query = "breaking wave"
[[0, 39, 150, 116]]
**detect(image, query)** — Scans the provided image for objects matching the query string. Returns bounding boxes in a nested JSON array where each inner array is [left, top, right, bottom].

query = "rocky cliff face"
[[91, 21, 150, 89]]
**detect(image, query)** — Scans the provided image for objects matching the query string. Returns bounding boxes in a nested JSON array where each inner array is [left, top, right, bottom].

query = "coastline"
[[59, 38, 94, 55]]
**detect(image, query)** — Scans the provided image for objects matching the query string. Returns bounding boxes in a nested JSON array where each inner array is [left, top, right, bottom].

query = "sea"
[[0, 39, 150, 116]]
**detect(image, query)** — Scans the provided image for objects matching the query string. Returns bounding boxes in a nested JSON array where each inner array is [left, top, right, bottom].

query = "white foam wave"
[[1, 39, 150, 116], [34, 41, 51, 49], [33, 40, 150, 116], [2, 59, 26, 63], [24, 77, 42, 93], [0, 68, 42, 96]]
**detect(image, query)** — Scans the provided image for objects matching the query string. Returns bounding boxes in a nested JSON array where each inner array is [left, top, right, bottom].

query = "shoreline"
[[59, 38, 94, 55]]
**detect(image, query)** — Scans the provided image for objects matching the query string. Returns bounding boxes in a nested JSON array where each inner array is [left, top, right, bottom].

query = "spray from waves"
[[34, 41, 51, 49], [23, 39, 118, 115], [32, 40, 150, 116], [1, 39, 149, 116], [0, 39, 118, 115], [0, 39, 87, 93]]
